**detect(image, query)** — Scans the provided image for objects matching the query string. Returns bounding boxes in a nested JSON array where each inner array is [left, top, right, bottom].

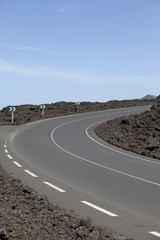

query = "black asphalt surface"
[[1, 105, 160, 240]]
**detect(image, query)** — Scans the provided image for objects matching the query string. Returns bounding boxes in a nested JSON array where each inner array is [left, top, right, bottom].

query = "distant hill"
[[141, 94, 157, 100]]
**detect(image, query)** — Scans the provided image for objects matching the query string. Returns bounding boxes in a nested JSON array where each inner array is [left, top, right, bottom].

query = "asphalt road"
[[1, 105, 160, 240]]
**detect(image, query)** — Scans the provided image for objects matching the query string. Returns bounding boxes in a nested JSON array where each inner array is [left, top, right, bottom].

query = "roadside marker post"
[[40, 104, 46, 117], [76, 102, 80, 112], [9, 107, 16, 123]]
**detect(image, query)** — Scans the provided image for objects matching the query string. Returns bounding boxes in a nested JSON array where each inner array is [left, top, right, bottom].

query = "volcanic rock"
[[0, 164, 131, 240], [0, 99, 153, 126], [95, 96, 160, 160]]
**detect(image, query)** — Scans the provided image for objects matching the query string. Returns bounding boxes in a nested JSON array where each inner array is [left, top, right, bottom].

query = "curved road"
[[1, 105, 160, 240]]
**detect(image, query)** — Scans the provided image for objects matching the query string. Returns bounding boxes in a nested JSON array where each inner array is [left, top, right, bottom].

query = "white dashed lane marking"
[[4, 145, 7, 148], [7, 154, 13, 160], [5, 149, 8, 153], [24, 170, 38, 178], [81, 201, 118, 217], [149, 231, 160, 238], [13, 161, 22, 168], [43, 181, 66, 193]]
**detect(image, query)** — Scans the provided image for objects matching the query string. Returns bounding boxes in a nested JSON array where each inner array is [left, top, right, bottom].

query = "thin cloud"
[[0, 58, 91, 80], [0, 59, 159, 87], [49, 50, 60, 55], [14, 46, 40, 51], [58, 6, 71, 13], [59, 7, 65, 13], [96, 50, 121, 57], [0, 59, 57, 77], [0, 42, 40, 51], [0, 58, 106, 84]]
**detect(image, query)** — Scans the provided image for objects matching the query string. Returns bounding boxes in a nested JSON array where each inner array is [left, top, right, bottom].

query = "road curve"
[[2, 105, 160, 240]]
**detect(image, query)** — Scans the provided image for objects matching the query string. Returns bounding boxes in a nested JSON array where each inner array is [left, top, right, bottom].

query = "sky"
[[0, 0, 160, 110]]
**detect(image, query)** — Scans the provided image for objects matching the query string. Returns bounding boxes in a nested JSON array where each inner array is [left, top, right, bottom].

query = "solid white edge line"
[[149, 231, 160, 238], [81, 201, 118, 217], [7, 154, 13, 159], [86, 123, 160, 166], [5, 149, 8, 153], [13, 161, 22, 168], [51, 125, 160, 188], [24, 170, 38, 177], [43, 181, 66, 193]]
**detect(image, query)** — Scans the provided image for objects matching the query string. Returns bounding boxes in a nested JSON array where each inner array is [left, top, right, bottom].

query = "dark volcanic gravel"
[[0, 99, 153, 126], [0, 164, 131, 240], [0, 99, 153, 240], [95, 96, 160, 160]]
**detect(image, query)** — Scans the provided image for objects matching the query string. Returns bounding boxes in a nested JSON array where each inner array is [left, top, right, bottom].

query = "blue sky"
[[0, 0, 160, 110]]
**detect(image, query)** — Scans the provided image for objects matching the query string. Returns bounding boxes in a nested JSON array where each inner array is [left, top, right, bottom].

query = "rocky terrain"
[[0, 99, 153, 125], [0, 98, 154, 240], [95, 96, 160, 160], [0, 164, 131, 240]]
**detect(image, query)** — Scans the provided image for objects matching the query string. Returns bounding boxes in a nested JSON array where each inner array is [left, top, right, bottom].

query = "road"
[[1, 105, 160, 240]]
